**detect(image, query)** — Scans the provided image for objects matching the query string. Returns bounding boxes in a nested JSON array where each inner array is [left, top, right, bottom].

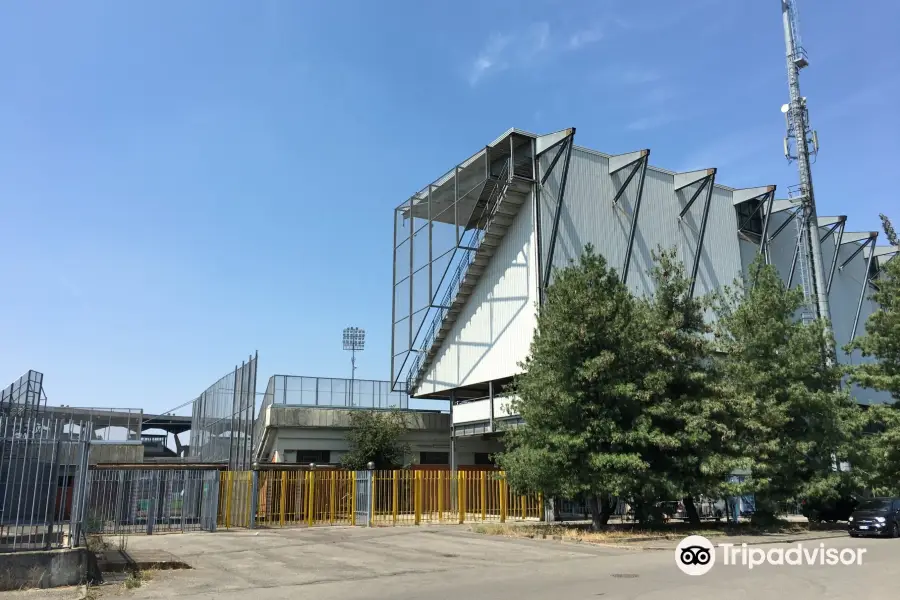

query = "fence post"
[[306, 470, 316, 526], [480, 472, 486, 522], [329, 471, 336, 524], [250, 469, 259, 529], [437, 471, 443, 522], [69, 441, 91, 548], [499, 475, 507, 523], [350, 472, 357, 526], [279, 471, 287, 527], [414, 471, 422, 525], [147, 471, 160, 535], [392, 471, 399, 524], [457, 472, 464, 524], [368, 463, 375, 527]]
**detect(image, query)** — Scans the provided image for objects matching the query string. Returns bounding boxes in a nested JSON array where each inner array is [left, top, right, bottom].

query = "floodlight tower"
[[342, 327, 365, 406], [780, 0, 834, 354]]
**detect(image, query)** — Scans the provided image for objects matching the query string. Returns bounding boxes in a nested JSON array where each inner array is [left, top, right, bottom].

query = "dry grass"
[[470, 520, 817, 544], [124, 570, 152, 590], [86, 535, 111, 554]]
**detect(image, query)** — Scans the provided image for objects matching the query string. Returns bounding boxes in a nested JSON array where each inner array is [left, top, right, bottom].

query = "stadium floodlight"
[[343, 327, 365, 406]]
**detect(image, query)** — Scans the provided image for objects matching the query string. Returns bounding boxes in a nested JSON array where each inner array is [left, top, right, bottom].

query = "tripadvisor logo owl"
[[676, 535, 715, 576]]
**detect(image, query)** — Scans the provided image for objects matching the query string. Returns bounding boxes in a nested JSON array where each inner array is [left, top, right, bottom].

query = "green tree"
[[855, 404, 900, 495], [495, 246, 649, 529], [637, 248, 743, 525], [845, 214, 900, 400], [713, 255, 857, 519], [340, 409, 411, 469], [845, 214, 900, 493]]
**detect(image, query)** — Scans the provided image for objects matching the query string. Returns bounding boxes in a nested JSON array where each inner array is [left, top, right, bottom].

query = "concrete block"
[[0, 548, 102, 591]]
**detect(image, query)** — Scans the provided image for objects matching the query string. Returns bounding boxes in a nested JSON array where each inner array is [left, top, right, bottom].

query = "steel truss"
[[609, 150, 650, 285], [733, 186, 777, 264], [674, 169, 717, 297]]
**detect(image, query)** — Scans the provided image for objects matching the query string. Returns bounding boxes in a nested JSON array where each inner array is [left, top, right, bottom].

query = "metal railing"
[[84, 467, 220, 535], [407, 161, 512, 391], [216, 468, 543, 529], [1, 415, 92, 551]]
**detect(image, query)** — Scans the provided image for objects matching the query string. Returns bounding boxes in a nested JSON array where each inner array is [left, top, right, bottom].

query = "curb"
[[644, 533, 849, 551], [471, 530, 850, 552]]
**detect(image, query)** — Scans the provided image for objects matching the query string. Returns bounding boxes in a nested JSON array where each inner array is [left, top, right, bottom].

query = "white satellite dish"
[[780, 104, 790, 114]]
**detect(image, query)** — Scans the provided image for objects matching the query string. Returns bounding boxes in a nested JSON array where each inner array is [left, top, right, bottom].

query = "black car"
[[848, 497, 900, 538]]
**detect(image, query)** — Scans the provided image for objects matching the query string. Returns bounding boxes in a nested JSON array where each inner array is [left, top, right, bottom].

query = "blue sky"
[[1, 0, 898, 416]]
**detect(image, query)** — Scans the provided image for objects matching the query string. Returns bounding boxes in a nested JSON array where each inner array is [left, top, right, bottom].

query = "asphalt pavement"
[[11, 525, 897, 599]]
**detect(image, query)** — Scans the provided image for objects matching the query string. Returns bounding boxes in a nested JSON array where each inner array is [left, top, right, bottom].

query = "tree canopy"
[[497, 243, 881, 527], [340, 409, 411, 470]]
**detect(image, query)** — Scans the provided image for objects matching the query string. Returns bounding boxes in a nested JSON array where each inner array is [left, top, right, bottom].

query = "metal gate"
[[354, 470, 372, 526], [84, 467, 220, 535], [1, 415, 91, 551]]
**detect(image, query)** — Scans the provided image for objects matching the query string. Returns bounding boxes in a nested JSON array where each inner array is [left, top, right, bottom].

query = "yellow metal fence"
[[217, 469, 542, 529]]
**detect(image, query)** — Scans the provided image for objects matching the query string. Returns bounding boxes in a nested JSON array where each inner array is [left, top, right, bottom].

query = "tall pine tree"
[[846, 213, 900, 494], [495, 246, 649, 529], [846, 214, 900, 400], [713, 255, 857, 518], [637, 249, 743, 525]]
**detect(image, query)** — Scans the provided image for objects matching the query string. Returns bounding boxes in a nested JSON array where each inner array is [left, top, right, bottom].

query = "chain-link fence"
[[189, 353, 258, 469], [1, 370, 46, 420]]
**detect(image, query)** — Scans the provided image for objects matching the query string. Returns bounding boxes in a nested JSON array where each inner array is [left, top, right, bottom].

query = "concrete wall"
[[0, 548, 101, 591], [416, 190, 539, 395], [88, 442, 144, 465], [261, 406, 457, 465], [259, 406, 503, 466]]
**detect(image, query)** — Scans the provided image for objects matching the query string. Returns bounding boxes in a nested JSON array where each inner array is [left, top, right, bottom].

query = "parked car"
[[848, 498, 900, 538]]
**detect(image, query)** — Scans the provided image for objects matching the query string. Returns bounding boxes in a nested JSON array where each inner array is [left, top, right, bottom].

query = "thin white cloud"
[[468, 21, 604, 86], [568, 25, 604, 49], [626, 114, 679, 132], [468, 33, 513, 85]]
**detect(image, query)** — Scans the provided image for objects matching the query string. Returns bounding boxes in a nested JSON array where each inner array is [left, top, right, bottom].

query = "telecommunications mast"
[[780, 0, 833, 353]]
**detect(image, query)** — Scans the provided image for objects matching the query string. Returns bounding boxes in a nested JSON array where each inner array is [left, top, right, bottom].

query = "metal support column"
[[851, 236, 878, 341], [622, 154, 649, 285], [488, 381, 494, 433], [533, 139, 545, 306], [760, 192, 775, 264], [449, 390, 457, 511], [688, 175, 715, 297], [788, 234, 803, 288], [826, 221, 845, 294], [408, 196, 414, 349], [543, 134, 575, 291]]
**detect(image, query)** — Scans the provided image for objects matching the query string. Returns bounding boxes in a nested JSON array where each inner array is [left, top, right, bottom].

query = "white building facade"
[[390, 128, 898, 446]]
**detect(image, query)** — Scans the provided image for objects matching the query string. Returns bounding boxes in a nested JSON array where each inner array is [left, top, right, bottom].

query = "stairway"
[[406, 162, 530, 394]]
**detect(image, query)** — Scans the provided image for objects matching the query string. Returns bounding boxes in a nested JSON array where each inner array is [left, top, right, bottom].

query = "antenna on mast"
[[780, 0, 834, 359]]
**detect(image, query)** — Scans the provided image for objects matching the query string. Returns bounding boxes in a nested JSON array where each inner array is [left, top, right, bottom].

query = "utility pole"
[[780, 0, 834, 359]]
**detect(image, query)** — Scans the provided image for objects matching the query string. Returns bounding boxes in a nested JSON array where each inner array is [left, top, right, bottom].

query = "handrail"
[[406, 160, 512, 391]]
